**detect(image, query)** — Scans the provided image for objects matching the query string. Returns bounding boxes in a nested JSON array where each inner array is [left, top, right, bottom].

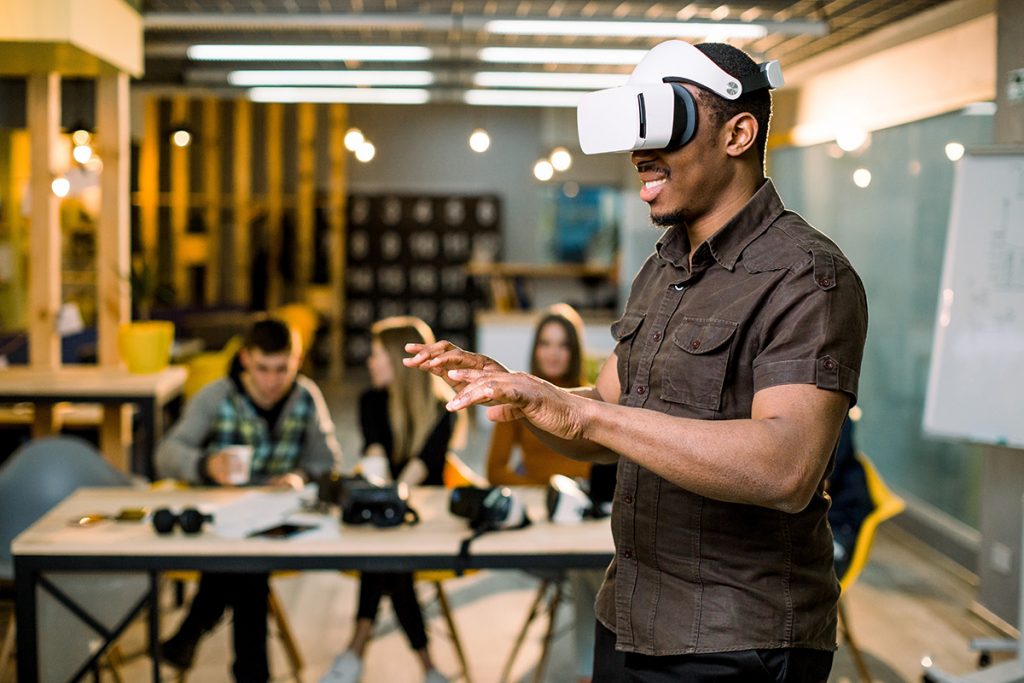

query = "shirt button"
[[635, 385, 647, 395], [823, 358, 836, 370], [652, 330, 662, 342], [622, 494, 634, 505], [690, 339, 701, 350], [622, 548, 634, 560], [818, 277, 832, 287]]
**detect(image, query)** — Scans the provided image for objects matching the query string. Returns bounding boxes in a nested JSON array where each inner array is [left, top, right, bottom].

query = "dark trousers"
[[594, 621, 833, 683], [174, 572, 270, 683], [357, 571, 429, 650]]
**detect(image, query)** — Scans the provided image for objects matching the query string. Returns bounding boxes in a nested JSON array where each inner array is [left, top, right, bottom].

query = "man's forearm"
[[522, 386, 618, 463], [576, 385, 848, 512]]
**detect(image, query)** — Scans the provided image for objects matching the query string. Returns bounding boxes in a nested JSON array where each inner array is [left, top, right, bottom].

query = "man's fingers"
[[403, 340, 455, 367]]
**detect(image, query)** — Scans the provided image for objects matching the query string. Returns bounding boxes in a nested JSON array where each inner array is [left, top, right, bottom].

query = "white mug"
[[222, 444, 254, 485]]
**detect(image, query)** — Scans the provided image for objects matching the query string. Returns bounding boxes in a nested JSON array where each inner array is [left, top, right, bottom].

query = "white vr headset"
[[577, 40, 784, 155]]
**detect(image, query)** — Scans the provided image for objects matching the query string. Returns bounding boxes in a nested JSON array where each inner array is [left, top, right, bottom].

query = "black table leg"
[[14, 557, 38, 683], [135, 398, 157, 480], [149, 571, 160, 683]]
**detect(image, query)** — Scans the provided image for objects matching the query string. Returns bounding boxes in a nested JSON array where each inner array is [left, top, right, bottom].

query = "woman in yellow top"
[[486, 304, 591, 486], [485, 304, 608, 683]]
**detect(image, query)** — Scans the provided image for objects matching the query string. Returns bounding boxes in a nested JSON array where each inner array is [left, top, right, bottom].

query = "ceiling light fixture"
[[248, 87, 431, 104], [469, 128, 491, 153], [533, 160, 554, 182], [478, 47, 647, 66], [464, 89, 582, 108], [473, 72, 629, 90], [188, 44, 433, 62], [355, 141, 376, 163], [550, 147, 572, 172], [485, 19, 767, 39], [344, 128, 365, 151], [228, 70, 435, 87]]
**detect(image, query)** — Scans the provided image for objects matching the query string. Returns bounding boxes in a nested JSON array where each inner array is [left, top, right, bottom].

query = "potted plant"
[[118, 256, 176, 373]]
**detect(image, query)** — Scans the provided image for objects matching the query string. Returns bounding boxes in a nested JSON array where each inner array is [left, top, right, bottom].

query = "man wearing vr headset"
[[155, 317, 342, 682], [407, 40, 867, 682]]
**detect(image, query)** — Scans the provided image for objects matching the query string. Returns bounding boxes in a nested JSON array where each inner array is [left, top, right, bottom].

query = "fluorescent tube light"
[[473, 72, 628, 89], [248, 87, 431, 104], [478, 47, 647, 66], [486, 19, 767, 40], [464, 89, 582, 108], [229, 70, 435, 86], [188, 45, 433, 62]]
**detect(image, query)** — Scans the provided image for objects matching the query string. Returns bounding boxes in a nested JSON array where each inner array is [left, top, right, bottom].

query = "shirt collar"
[[655, 179, 785, 271]]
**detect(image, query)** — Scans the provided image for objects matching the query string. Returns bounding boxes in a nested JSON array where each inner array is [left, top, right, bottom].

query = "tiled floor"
[[2, 372, 1014, 683]]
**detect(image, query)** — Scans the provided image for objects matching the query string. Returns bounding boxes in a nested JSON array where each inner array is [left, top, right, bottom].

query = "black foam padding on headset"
[[668, 83, 698, 150]]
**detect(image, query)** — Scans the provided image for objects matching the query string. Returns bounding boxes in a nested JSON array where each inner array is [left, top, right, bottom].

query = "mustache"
[[635, 160, 669, 175]]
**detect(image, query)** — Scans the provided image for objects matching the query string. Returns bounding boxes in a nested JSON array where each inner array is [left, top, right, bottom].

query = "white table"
[[13, 486, 614, 683]]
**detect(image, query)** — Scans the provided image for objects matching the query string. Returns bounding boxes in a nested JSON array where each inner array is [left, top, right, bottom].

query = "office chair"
[[836, 452, 906, 683], [0, 436, 132, 679]]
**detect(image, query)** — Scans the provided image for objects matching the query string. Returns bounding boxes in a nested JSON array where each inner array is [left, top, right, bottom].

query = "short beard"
[[651, 207, 686, 228]]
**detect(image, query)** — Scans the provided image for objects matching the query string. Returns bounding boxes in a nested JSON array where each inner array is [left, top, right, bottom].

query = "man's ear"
[[724, 112, 758, 158], [239, 347, 251, 369]]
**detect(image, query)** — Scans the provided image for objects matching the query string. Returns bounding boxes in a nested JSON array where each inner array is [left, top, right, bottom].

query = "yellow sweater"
[[486, 419, 591, 486]]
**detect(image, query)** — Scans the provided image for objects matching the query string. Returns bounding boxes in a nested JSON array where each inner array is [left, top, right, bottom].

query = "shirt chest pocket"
[[611, 312, 645, 392], [660, 317, 738, 412]]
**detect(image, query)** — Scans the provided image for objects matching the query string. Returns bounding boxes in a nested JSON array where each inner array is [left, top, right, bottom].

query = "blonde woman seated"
[[321, 317, 463, 683], [485, 304, 612, 683]]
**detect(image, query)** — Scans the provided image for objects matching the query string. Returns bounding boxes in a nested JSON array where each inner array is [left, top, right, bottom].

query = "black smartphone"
[[247, 523, 316, 539]]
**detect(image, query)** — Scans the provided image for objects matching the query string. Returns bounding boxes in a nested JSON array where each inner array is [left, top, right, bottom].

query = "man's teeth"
[[643, 178, 668, 190]]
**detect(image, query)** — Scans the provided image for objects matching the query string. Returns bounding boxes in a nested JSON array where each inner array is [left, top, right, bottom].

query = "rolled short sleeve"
[[752, 253, 868, 404]]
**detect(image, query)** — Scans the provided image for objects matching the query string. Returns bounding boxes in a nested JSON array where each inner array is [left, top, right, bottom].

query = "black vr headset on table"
[[449, 485, 530, 532], [318, 472, 419, 528], [576, 40, 783, 155]]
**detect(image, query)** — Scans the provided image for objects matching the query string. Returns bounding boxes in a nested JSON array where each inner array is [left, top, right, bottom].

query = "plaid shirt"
[[207, 382, 314, 478]]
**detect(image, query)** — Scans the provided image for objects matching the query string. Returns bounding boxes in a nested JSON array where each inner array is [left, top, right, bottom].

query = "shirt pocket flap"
[[611, 312, 646, 342], [671, 318, 738, 355]]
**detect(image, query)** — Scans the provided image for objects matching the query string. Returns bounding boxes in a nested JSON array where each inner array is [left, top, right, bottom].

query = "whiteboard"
[[924, 148, 1024, 447]]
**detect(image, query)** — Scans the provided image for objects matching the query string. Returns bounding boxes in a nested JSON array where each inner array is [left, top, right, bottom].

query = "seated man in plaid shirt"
[[155, 316, 342, 682]]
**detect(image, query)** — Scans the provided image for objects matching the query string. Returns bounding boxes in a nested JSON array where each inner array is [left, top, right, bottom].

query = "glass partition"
[[770, 107, 994, 527]]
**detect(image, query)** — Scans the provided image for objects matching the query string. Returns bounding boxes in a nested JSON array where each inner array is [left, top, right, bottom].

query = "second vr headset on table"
[[577, 40, 783, 155]]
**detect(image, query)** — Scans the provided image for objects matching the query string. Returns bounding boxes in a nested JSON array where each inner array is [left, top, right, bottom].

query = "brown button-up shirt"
[[595, 179, 868, 656]]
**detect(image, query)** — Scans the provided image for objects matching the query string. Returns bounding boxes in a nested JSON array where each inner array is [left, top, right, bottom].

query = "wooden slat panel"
[[27, 72, 61, 370], [179, 233, 209, 264], [296, 102, 316, 294], [96, 72, 130, 367], [328, 103, 348, 380], [170, 96, 190, 305], [265, 102, 284, 310], [232, 98, 252, 306], [202, 97, 221, 305], [138, 96, 159, 268]]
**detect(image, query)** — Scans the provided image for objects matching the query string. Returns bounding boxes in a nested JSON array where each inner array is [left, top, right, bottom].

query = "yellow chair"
[[273, 303, 319, 361], [416, 453, 488, 683], [340, 453, 483, 682], [837, 453, 906, 683], [183, 335, 243, 402]]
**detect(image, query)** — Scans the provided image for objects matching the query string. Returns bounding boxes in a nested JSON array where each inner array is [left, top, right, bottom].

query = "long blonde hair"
[[371, 316, 461, 466]]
